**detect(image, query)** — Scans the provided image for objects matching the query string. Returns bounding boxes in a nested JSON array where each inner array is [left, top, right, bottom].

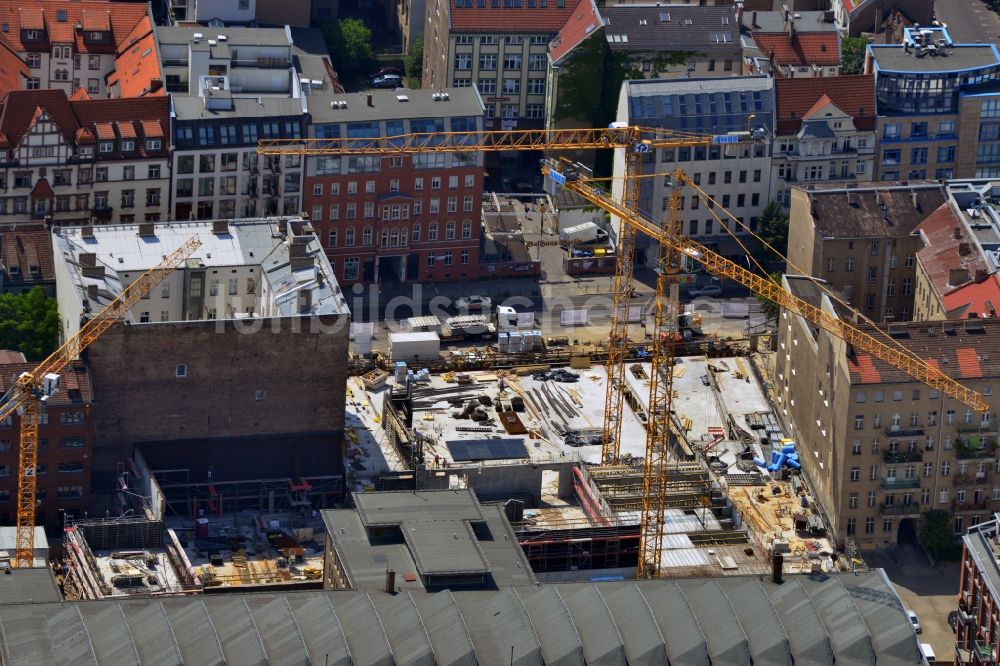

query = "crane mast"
[[259, 126, 986, 579], [1, 235, 203, 568]]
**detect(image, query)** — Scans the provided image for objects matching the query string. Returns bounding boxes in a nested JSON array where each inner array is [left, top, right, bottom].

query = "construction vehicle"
[[258, 126, 986, 579], [0, 236, 202, 568]]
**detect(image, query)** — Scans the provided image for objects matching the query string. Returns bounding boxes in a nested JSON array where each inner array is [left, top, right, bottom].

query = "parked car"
[[688, 284, 722, 298], [455, 295, 492, 312], [906, 609, 921, 634], [948, 610, 959, 633], [370, 73, 402, 89], [373, 66, 403, 78]]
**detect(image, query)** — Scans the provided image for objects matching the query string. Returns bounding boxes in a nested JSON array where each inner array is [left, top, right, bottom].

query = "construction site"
[[342, 353, 839, 580]]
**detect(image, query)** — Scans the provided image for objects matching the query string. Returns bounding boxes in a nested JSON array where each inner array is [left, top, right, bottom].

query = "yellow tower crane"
[[0, 235, 203, 568], [259, 125, 758, 465], [259, 127, 986, 578]]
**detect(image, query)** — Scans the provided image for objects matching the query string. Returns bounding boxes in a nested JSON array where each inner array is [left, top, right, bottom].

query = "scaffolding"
[[151, 472, 343, 518]]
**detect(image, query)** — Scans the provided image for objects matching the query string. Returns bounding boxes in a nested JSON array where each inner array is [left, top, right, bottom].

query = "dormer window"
[[87, 31, 104, 41], [121, 139, 135, 152], [146, 138, 162, 151], [0, 151, 8, 160], [99, 141, 113, 153], [79, 146, 94, 157], [25, 30, 40, 41], [56, 10, 67, 21]]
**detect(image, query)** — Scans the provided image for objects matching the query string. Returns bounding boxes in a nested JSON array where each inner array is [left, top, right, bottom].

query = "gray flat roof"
[[173, 94, 303, 121], [626, 75, 771, 97], [871, 44, 1000, 73], [324, 489, 536, 590], [0, 572, 921, 665], [155, 24, 292, 47], [308, 87, 483, 124], [0, 568, 62, 606], [55, 218, 349, 318], [602, 5, 740, 53]]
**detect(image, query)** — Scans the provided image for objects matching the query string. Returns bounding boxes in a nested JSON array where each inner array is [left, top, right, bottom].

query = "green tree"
[[756, 201, 790, 268], [755, 272, 782, 321], [404, 35, 423, 85], [322, 18, 374, 83], [841, 36, 870, 75], [919, 510, 963, 560], [0, 287, 59, 361]]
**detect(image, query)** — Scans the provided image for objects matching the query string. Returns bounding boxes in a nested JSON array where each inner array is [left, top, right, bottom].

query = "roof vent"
[[217, 34, 228, 41], [208, 39, 217, 46], [396, 94, 409, 102], [212, 220, 230, 235], [193, 32, 203, 42], [137, 223, 156, 237]]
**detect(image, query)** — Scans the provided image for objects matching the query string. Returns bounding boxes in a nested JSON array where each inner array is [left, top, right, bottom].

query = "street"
[[934, 0, 1000, 45]]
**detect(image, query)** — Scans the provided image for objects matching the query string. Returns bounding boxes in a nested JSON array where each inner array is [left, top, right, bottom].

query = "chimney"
[[137, 222, 155, 237], [954, 226, 963, 240], [86, 284, 99, 300], [82, 264, 105, 278], [976, 269, 989, 283], [212, 219, 230, 235], [367, 93, 373, 107], [298, 285, 313, 312], [752, 10, 758, 27], [385, 569, 396, 593], [772, 553, 784, 584], [959, 242, 971, 256], [949, 267, 970, 285], [79, 253, 97, 268], [81, 225, 95, 240]]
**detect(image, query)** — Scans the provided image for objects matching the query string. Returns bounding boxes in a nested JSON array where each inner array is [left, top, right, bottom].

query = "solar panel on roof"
[[447, 438, 528, 461]]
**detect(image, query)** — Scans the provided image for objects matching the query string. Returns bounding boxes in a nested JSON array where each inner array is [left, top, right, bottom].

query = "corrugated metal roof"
[[517, 586, 583, 666], [558, 585, 627, 665], [764, 578, 834, 665], [0, 572, 922, 666], [369, 592, 435, 666], [843, 572, 923, 665], [678, 579, 750, 666], [717, 578, 791, 666], [287, 593, 351, 666], [595, 583, 666, 666], [245, 596, 310, 666], [77, 604, 141, 666], [332, 594, 392, 666], [161, 599, 225, 666], [121, 601, 183, 666], [798, 575, 875, 666], [410, 590, 476, 666], [641, 582, 710, 666]]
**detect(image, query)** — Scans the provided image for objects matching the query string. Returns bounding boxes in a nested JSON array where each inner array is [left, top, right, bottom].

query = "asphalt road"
[[934, 0, 1000, 45]]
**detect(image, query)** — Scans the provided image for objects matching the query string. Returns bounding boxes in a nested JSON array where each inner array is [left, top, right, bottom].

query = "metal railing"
[[879, 502, 921, 516], [880, 476, 920, 490]]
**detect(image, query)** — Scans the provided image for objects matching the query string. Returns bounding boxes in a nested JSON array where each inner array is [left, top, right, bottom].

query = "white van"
[[920, 642, 936, 663]]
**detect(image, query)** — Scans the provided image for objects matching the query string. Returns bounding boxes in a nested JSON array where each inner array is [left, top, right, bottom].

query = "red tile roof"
[[0, 37, 27, 98], [0, 89, 169, 157], [847, 354, 882, 383], [30, 177, 53, 200], [802, 93, 833, 120], [116, 121, 136, 139], [549, 0, 602, 65], [0, 361, 92, 404], [0, 222, 54, 286], [774, 75, 876, 134], [956, 347, 984, 379], [915, 203, 996, 319], [0, 1, 150, 55], [69, 87, 91, 101], [755, 32, 840, 69], [109, 15, 164, 98], [451, 0, 582, 32], [141, 119, 163, 138]]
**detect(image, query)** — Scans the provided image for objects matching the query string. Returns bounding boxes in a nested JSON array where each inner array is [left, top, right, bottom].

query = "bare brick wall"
[[85, 314, 350, 483]]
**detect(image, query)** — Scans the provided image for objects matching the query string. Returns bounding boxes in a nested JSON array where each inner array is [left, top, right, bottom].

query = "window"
[[846, 518, 856, 535], [504, 54, 522, 70], [479, 53, 497, 70], [26, 77, 40, 90], [60, 411, 85, 425], [529, 54, 546, 70], [26, 53, 40, 68], [526, 104, 544, 119], [527, 78, 545, 95], [478, 78, 496, 95], [502, 78, 520, 94], [850, 467, 860, 481], [882, 149, 901, 166], [99, 140, 113, 153]]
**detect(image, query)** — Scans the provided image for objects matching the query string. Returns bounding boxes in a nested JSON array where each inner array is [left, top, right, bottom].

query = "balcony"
[[881, 476, 920, 490], [90, 206, 113, 221], [883, 449, 923, 463], [163, 58, 188, 67], [231, 57, 293, 69], [958, 422, 997, 433], [956, 438, 997, 460], [884, 427, 924, 438], [879, 502, 921, 516]]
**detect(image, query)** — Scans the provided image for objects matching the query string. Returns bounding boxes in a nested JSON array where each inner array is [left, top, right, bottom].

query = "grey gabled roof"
[[601, 5, 740, 53], [0, 572, 922, 666]]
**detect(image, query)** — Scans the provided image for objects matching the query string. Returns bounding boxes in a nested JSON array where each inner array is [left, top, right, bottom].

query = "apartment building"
[[830, 0, 932, 37], [786, 182, 947, 323], [304, 88, 484, 286], [613, 76, 773, 263], [0, 223, 56, 295], [775, 277, 1000, 549], [771, 76, 876, 207], [867, 27, 1000, 181], [159, 26, 308, 220], [2, 0, 155, 99], [958, 516, 1000, 663], [424, 0, 579, 129], [0, 360, 94, 533], [746, 9, 840, 79], [0, 89, 170, 225], [53, 218, 351, 489], [168, 0, 257, 25]]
